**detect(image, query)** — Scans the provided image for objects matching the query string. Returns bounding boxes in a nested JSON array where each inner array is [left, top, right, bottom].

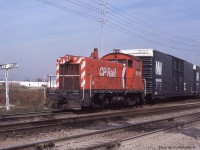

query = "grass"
[[0, 86, 45, 115]]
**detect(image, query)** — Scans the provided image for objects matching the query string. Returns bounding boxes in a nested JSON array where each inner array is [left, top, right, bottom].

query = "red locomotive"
[[46, 48, 145, 109]]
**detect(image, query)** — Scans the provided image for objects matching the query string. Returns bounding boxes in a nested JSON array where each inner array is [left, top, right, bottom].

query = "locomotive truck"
[[46, 48, 145, 109]]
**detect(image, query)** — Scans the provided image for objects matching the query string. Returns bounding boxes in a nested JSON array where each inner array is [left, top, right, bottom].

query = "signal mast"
[[0, 63, 19, 110]]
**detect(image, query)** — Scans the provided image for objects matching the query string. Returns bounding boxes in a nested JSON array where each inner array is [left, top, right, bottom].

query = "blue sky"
[[0, 0, 200, 81]]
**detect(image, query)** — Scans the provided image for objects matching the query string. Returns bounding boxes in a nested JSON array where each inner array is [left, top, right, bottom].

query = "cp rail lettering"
[[99, 67, 116, 77]]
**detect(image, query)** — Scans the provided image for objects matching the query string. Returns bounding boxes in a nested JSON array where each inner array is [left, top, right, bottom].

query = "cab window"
[[107, 59, 127, 66], [128, 59, 133, 68], [136, 60, 140, 71], [107, 59, 117, 63], [117, 59, 126, 66]]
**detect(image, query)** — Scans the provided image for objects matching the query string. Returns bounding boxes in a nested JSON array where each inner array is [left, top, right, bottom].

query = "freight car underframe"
[[46, 75, 144, 109], [145, 92, 197, 103]]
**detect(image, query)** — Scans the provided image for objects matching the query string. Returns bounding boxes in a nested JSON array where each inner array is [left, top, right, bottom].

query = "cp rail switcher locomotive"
[[46, 48, 200, 109], [46, 48, 144, 109]]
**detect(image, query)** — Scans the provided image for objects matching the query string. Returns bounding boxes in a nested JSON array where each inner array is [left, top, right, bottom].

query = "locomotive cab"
[[101, 50, 143, 91], [101, 50, 144, 105]]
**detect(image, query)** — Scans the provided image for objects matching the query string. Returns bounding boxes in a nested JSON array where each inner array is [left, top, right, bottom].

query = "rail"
[[1, 102, 200, 139], [3, 108, 200, 150]]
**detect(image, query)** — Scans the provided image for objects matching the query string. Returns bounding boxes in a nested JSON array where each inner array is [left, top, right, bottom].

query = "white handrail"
[[81, 83, 85, 100], [90, 75, 93, 97], [143, 79, 146, 96]]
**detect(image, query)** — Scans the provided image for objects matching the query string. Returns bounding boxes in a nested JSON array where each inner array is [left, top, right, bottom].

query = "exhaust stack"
[[90, 48, 98, 59]]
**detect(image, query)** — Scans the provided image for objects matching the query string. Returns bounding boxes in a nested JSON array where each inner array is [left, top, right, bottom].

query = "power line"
[[64, 0, 99, 12], [106, 3, 200, 50], [194, 41, 200, 50], [63, 0, 108, 56], [63, 0, 107, 56], [106, 14, 192, 48], [89, 0, 99, 4], [37, 0, 200, 52], [105, 21, 195, 51], [106, 3, 197, 45], [37, 0, 98, 21]]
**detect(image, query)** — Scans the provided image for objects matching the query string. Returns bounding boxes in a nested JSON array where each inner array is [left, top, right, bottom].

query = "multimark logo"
[[197, 72, 199, 81], [155, 61, 162, 75]]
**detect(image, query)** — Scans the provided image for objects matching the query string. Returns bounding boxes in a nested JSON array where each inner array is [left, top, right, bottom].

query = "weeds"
[[0, 86, 45, 114]]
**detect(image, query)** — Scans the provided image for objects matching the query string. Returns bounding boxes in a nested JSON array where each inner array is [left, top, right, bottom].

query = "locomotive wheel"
[[45, 99, 56, 109], [126, 97, 137, 106], [103, 98, 110, 105]]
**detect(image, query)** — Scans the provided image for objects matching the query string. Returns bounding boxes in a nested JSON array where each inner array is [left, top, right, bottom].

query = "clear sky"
[[0, 0, 200, 81]]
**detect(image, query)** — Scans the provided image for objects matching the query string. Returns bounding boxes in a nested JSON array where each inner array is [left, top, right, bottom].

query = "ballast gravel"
[[118, 122, 200, 150], [1, 104, 200, 149]]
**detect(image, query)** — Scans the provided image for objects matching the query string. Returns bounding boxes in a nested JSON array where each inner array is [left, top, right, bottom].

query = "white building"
[[0, 81, 47, 87]]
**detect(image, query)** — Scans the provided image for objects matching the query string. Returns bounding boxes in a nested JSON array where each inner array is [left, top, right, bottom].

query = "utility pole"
[[99, 0, 106, 58], [0, 63, 19, 110]]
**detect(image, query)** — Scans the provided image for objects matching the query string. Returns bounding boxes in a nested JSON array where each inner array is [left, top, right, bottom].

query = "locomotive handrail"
[[57, 75, 80, 77], [143, 78, 146, 96], [81, 82, 84, 101], [47, 75, 80, 77], [90, 75, 93, 97], [87, 75, 142, 90], [46, 74, 80, 89]]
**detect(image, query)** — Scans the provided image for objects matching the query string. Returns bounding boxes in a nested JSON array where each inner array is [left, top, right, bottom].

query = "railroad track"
[[4, 110, 200, 150], [1, 102, 200, 140], [0, 110, 65, 123], [85, 113, 200, 150], [1, 99, 199, 123], [0, 99, 199, 123]]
